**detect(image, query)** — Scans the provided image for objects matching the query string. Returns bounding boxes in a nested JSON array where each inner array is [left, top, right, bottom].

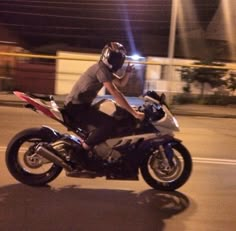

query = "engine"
[[93, 142, 122, 162]]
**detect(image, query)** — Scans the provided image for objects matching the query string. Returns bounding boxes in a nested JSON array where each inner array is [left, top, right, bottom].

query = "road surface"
[[0, 106, 236, 231]]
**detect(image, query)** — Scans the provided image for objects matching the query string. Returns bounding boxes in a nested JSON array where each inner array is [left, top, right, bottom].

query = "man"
[[64, 42, 145, 155]]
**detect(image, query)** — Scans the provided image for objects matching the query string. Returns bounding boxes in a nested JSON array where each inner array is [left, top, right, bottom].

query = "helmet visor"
[[108, 52, 125, 71]]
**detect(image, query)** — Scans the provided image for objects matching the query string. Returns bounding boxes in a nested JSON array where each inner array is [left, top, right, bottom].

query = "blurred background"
[[0, 0, 235, 105]]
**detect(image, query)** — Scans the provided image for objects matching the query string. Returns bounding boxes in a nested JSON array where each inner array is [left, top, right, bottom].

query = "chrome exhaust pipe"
[[35, 145, 73, 171]]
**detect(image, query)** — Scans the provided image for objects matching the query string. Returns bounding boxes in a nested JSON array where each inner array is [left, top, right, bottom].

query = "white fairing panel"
[[152, 105, 179, 133], [97, 100, 117, 116], [143, 95, 179, 134], [106, 133, 158, 148]]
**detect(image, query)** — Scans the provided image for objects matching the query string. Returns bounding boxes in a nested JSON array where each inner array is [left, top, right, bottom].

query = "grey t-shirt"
[[65, 61, 113, 105]]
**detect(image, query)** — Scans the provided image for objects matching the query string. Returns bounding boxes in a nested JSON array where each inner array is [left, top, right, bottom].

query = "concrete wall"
[[55, 51, 102, 95], [56, 52, 210, 96], [145, 57, 193, 94], [54, 51, 235, 96]]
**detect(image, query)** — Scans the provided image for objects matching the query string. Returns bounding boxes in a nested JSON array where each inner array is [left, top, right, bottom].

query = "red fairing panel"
[[14, 91, 58, 120]]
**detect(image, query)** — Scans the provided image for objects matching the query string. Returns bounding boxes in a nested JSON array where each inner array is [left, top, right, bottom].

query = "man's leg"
[[83, 107, 116, 147]]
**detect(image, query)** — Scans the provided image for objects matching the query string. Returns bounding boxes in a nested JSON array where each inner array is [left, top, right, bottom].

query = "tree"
[[178, 61, 228, 97], [177, 66, 195, 93]]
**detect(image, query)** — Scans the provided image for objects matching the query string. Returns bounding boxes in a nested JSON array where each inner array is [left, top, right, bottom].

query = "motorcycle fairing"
[[14, 91, 63, 121], [95, 99, 117, 116], [106, 133, 158, 148], [106, 133, 181, 158], [135, 134, 182, 154], [143, 95, 180, 133]]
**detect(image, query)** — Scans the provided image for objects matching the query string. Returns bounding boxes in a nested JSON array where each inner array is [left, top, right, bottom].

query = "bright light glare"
[[130, 54, 142, 60]]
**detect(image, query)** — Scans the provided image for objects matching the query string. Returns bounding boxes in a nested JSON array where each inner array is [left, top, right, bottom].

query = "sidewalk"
[[1, 92, 236, 118]]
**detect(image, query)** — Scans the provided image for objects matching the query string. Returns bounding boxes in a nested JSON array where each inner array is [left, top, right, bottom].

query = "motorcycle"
[[5, 90, 192, 191]]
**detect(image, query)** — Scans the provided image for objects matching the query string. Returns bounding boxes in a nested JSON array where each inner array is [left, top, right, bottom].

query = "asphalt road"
[[0, 106, 236, 231]]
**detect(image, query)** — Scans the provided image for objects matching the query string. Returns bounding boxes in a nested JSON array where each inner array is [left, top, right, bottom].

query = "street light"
[[166, 0, 179, 103]]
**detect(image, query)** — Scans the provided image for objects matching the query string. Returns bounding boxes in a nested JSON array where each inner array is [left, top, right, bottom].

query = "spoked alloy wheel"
[[6, 128, 62, 186], [140, 143, 192, 191]]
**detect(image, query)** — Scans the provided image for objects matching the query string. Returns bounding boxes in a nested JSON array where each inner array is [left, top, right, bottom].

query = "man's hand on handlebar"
[[133, 110, 145, 121]]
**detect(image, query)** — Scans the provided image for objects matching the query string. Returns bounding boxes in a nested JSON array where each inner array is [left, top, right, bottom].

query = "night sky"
[[0, 0, 220, 57]]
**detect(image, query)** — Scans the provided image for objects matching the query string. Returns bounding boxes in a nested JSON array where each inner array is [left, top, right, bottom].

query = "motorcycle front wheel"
[[140, 142, 192, 191], [6, 128, 63, 186]]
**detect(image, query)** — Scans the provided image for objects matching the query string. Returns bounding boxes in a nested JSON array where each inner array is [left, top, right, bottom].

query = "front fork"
[[150, 143, 175, 172], [161, 143, 175, 166]]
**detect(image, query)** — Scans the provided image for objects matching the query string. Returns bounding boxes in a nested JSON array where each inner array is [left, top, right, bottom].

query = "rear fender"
[[40, 126, 62, 141]]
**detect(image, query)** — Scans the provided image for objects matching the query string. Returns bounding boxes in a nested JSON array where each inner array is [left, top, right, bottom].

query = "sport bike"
[[6, 90, 192, 191]]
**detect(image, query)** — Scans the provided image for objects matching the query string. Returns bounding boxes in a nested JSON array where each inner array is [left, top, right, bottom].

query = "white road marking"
[[1, 146, 236, 166], [0, 147, 6, 151], [192, 157, 236, 166]]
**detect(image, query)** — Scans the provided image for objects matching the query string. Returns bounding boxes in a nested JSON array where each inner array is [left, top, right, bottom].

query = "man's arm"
[[112, 72, 130, 87], [112, 62, 133, 87], [103, 81, 144, 120]]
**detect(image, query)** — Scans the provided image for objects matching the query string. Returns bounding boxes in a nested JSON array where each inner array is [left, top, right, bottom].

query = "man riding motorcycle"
[[64, 42, 145, 175]]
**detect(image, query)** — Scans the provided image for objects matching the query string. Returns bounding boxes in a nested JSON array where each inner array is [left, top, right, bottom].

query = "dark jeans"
[[64, 102, 116, 146]]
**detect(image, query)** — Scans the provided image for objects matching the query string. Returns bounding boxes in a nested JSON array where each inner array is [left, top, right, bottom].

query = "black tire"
[[6, 128, 63, 186], [140, 142, 192, 191]]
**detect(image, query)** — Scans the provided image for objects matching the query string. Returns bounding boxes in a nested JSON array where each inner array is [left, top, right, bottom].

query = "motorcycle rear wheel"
[[6, 128, 63, 186], [140, 142, 192, 191]]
